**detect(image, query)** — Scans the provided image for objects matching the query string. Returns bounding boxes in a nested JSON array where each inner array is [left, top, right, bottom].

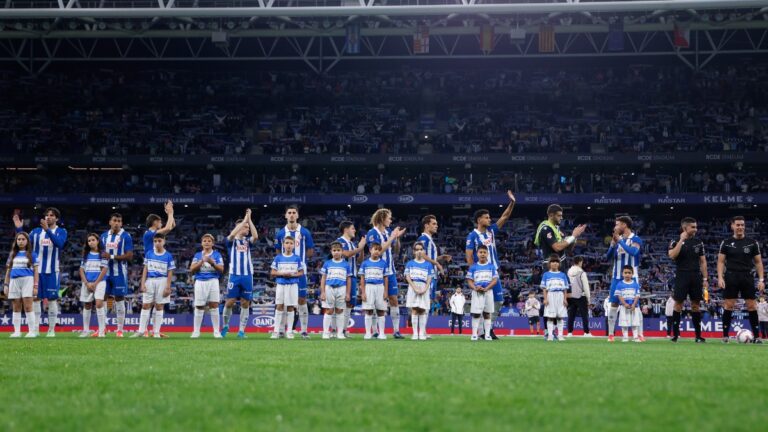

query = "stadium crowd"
[[2, 64, 768, 158]]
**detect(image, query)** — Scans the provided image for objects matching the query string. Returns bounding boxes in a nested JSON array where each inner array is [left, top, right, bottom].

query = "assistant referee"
[[667, 217, 708, 343], [716, 216, 765, 343]]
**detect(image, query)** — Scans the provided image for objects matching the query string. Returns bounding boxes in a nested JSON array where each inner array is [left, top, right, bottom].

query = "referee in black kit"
[[668, 217, 708, 343], [716, 216, 765, 343]]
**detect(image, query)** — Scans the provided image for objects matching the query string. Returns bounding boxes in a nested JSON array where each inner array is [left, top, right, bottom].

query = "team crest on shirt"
[[547, 233, 552, 239], [744, 247, 751, 254], [694, 245, 701, 253]]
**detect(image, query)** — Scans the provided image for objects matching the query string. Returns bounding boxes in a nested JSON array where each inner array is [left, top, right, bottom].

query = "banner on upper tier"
[[0, 314, 752, 334], [0, 193, 765, 206], [0, 152, 764, 166]]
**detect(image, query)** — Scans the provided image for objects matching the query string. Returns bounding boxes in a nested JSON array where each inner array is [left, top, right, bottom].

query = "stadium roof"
[[1, 0, 767, 73]]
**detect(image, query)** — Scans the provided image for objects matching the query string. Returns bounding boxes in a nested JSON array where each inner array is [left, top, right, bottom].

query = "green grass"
[[1, 334, 765, 432]]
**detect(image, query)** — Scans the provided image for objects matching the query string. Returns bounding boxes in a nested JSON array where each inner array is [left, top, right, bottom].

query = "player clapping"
[[189, 234, 225, 339]]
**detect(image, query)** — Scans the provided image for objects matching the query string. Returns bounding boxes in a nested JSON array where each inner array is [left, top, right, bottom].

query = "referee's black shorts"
[[673, 271, 703, 302], [724, 271, 757, 300]]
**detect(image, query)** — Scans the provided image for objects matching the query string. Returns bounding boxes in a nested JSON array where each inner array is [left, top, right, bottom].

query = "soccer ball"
[[736, 329, 754, 344]]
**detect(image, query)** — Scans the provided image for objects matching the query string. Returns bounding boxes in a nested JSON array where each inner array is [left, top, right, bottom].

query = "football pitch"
[[1, 334, 764, 432]]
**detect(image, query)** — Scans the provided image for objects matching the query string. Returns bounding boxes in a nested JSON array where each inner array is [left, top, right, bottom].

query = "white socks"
[[411, 313, 419, 337], [557, 319, 564, 338], [298, 304, 309, 333], [153, 309, 164, 336], [12, 312, 21, 334], [273, 308, 284, 335], [637, 315, 644, 337], [209, 308, 220, 334], [344, 308, 352, 333], [422, 314, 429, 336], [483, 319, 492, 337], [364, 314, 373, 336], [82, 307, 92, 332], [389, 306, 400, 333], [323, 314, 332, 334], [115, 300, 126, 332], [547, 320, 555, 338], [608, 306, 619, 336], [193, 308, 204, 334], [239, 306, 249, 332], [138, 308, 151, 334], [335, 313, 346, 337], [223, 306, 233, 328], [472, 316, 480, 337], [48, 301, 59, 332], [96, 306, 106, 335], [286, 311, 295, 334], [377, 316, 386, 335], [33, 301, 41, 333]]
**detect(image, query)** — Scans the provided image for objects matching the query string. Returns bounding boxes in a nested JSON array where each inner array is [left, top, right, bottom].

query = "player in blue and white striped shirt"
[[137, 234, 175, 338], [465, 191, 516, 339], [14, 207, 68, 337], [604, 216, 643, 342], [143, 200, 176, 257], [337, 221, 366, 337], [78, 233, 108, 338], [417, 215, 452, 338], [222, 209, 259, 339], [100, 212, 134, 338], [275, 205, 315, 339], [366, 208, 407, 338]]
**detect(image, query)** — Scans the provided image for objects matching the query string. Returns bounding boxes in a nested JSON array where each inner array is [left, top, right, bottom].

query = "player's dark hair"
[[153, 233, 166, 241], [622, 265, 634, 273], [681, 217, 696, 226], [546, 204, 563, 216], [413, 241, 425, 250], [146, 214, 162, 228], [82, 232, 102, 261], [45, 207, 61, 219], [473, 209, 490, 224], [421, 215, 436, 232], [548, 254, 560, 263], [573, 256, 584, 265], [369, 242, 382, 249], [477, 244, 489, 252], [616, 216, 633, 229], [283, 236, 295, 243], [109, 213, 122, 221], [201, 233, 215, 242], [732, 216, 745, 223], [11, 232, 33, 269], [339, 221, 354, 234], [330, 241, 343, 250], [235, 219, 244, 225], [285, 205, 299, 212]]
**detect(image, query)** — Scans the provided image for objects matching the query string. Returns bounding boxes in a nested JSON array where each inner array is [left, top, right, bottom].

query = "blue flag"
[[608, 22, 624, 52], [346, 24, 360, 55]]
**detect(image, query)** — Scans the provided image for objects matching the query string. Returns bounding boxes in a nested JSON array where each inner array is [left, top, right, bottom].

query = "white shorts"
[[544, 291, 568, 318], [143, 278, 171, 305], [406, 283, 430, 310], [619, 306, 642, 327], [362, 283, 387, 311], [470, 290, 494, 314], [80, 281, 106, 302], [276, 283, 298, 306], [322, 286, 346, 310], [8, 276, 33, 299], [194, 279, 221, 306]]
